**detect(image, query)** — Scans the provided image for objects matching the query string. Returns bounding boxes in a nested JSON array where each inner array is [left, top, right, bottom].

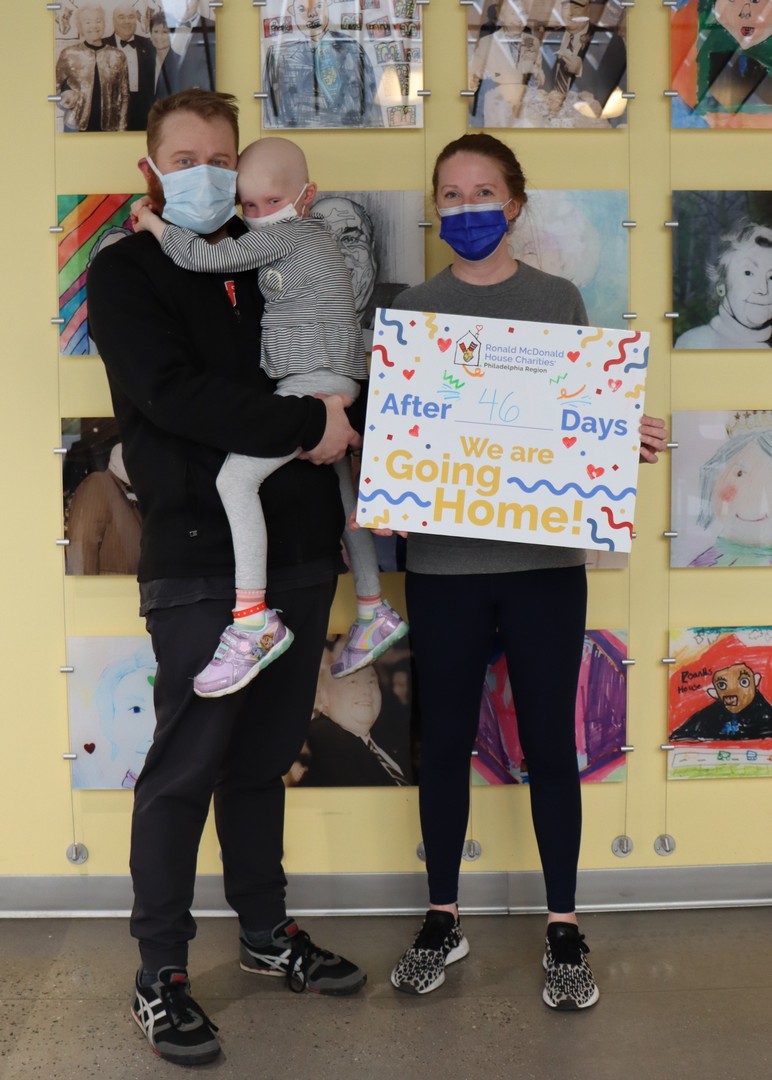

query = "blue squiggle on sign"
[[624, 345, 648, 373], [505, 477, 636, 501], [379, 308, 407, 345], [587, 517, 615, 550], [359, 489, 431, 508]]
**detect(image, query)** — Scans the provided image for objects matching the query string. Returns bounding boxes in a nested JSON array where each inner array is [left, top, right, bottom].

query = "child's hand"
[[131, 197, 163, 236]]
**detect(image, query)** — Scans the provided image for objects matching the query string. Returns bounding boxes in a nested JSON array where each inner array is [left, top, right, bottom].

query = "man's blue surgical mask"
[[437, 200, 512, 262], [146, 156, 237, 234]]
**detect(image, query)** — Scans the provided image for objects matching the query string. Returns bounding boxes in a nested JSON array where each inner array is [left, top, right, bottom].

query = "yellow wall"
[[1, 3, 770, 887]]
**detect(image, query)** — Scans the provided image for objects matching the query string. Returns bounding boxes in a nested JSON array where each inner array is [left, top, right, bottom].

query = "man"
[[164, 0, 216, 92], [104, 2, 156, 129], [263, 0, 383, 128], [86, 88, 365, 1067], [299, 637, 412, 786]]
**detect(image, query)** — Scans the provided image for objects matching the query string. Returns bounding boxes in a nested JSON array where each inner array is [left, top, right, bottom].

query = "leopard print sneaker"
[[542, 922, 599, 1010], [390, 909, 470, 995]]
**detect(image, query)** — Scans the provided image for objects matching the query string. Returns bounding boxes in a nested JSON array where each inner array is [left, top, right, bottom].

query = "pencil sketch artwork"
[[312, 188, 425, 348], [259, 0, 424, 129], [466, 1, 628, 129]]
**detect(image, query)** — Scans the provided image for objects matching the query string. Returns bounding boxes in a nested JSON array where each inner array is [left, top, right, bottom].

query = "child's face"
[[238, 172, 297, 221]]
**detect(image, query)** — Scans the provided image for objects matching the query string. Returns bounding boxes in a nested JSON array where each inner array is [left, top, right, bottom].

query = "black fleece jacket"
[[87, 221, 361, 584]]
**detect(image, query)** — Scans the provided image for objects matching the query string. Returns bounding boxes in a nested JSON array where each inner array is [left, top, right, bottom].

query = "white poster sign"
[[357, 308, 649, 553]]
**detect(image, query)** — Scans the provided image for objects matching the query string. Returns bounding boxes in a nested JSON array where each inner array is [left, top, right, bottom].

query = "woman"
[[381, 134, 667, 1008], [674, 223, 772, 350], [55, 3, 128, 132], [149, 12, 179, 101]]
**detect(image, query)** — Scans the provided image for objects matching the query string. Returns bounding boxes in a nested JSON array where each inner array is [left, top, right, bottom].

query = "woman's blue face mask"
[[146, 156, 237, 234], [437, 200, 513, 262]]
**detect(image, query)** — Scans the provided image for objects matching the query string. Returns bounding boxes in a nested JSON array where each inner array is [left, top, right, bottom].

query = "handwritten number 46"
[[478, 388, 520, 424]]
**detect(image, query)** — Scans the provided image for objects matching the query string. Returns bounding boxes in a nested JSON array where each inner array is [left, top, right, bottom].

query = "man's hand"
[[638, 414, 668, 464], [301, 394, 362, 465]]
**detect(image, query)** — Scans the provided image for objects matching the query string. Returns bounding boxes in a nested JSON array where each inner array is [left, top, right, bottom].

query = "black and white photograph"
[[54, 1, 217, 133], [672, 190, 772, 349]]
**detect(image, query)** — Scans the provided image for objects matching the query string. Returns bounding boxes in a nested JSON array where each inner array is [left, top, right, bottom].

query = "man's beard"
[[145, 172, 165, 215]]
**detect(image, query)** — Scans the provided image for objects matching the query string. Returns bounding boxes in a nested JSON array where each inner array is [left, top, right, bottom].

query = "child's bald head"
[[237, 137, 317, 222]]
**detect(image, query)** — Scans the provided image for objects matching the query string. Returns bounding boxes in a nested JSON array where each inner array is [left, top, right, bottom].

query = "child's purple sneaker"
[[193, 610, 294, 698], [330, 601, 408, 679]]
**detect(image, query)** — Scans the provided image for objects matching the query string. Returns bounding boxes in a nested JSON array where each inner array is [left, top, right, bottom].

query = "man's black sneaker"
[[542, 922, 599, 1010], [131, 966, 220, 1065], [239, 917, 367, 995], [390, 909, 469, 994]]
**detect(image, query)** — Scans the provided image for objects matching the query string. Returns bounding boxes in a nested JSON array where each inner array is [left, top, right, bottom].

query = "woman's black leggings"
[[406, 564, 587, 913]]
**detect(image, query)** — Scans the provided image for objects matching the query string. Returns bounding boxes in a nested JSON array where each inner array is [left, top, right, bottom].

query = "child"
[[134, 137, 407, 698]]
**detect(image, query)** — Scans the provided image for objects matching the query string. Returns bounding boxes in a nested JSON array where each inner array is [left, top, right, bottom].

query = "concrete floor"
[[0, 907, 769, 1080]]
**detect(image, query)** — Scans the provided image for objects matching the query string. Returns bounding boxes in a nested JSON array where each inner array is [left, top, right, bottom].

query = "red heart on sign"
[[403, 369, 415, 380], [408, 425, 419, 437], [587, 465, 605, 480], [438, 338, 452, 352], [562, 437, 577, 448], [608, 379, 622, 392], [567, 351, 580, 362], [84, 743, 96, 754]]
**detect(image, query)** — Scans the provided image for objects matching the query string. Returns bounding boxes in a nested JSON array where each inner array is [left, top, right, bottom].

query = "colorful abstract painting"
[[473, 629, 628, 784], [58, 194, 137, 356]]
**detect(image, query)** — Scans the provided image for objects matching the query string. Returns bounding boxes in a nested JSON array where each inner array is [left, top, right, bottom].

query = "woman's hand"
[[638, 414, 668, 464], [347, 507, 407, 538]]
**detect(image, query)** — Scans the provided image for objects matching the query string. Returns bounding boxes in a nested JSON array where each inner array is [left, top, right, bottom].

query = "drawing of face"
[[312, 197, 377, 317], [76, 5, 106, 43], [723, 239, 772, 329], [712, 440, 772, 545], [710, 664, 758, 713], [714, 0, 772, 49], [113, 5, 139, 41], [103, 665, 156, 763], [290, 0, 329, 39]]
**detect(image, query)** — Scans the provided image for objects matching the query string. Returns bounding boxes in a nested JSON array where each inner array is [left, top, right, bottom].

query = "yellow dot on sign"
[[586, 362, 592, 367], [607, 340, 613, 346], [632, 444, 639, 452], [373, 389, 380, 395], [402, 514, 409, 521], [373, 456, 379, 462], [543, 329, 549, 335]]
